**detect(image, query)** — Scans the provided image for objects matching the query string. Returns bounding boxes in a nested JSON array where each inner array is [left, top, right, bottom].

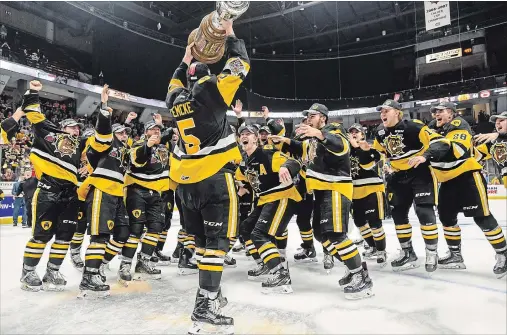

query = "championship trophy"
[[187, 1, 249, 64]]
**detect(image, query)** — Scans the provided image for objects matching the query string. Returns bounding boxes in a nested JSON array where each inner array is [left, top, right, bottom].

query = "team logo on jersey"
[[41, 221, 52, 230], [107, 220, 115, 230], [383, 134, 405, 156], [245, 168, 261, 193], [151, 146, 169, 166], [132, 209, 142, 218], [305, 139, 318, 164], [350, 156, 360, 178], [490, 142, 507, 165], [388, 193, 393, 201], [78, 212, 83, 220], [109, 146, 128, 169], [45, 133, 79, 158]]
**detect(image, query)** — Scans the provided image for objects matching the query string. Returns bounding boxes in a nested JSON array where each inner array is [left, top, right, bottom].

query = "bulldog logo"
[[132, 209, 142, 218], [383, 134, 406, 156], [350, 156, 360, 178], [107, 220, 115, 230], [305, 139, 318, 165], [491, 142, 507, 165], [54, 133, 79, 158], [41, 221, 52, 231], [151, 146, 169, 166], [245, 168, 261, 193]]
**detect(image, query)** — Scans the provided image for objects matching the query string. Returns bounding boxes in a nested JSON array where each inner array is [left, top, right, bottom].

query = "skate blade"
[[438, 263, 466, 270], [377, 261, 388, 268], [77, 289, 110, 299], [171, 258, 180, 264], [20, 283, 42, 292], [42, 282, 65, 292], [294, 258, 318, 264], [392, 262, 420, 272], [495, 271, 506, 279], [178, 268, 198, 276], [262, 284, 293, 295], [247, 274, 269, 282], [344, 287, 374, 300], [363, 255, 378, 261], [71, 263, 84, 270], [156, 261, 172, 266], [117, 278, 130, 287], [224, 263, 237, 268], [133, 273, 162, 281], [188, 321, 234, 335]]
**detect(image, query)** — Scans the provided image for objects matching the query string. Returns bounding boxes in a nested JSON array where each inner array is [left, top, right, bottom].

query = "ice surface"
[[1, 201, 506, 334]]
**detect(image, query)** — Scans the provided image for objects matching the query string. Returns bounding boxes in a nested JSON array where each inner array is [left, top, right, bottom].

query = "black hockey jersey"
[[0, 117, 19, 145], [350, 147, 385, 199], [235, 146, 302, 206], [373, 119, 448, 172], [166, 35, 250, 184], [428, 116, 482, 182], [476, 134, 507, 188]]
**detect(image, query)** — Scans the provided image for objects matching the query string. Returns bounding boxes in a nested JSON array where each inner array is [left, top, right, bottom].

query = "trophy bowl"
[[188, 1, 249, 64]]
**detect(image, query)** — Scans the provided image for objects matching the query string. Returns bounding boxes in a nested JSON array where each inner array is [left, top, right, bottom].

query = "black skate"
[[294, 244, 318, 263], [438, 249, 466, 270], [98, 263, 107, 282], [154, 249, 171, 266], [78, 272, 110, 299], [134, 255, 162, 280], [261, 267, 293, 294], [70, 250, 84, 270], [118, 261, 132, 287], [224, 254, 237, 268], [232, 242, 245, 253], [217, 287, 228, 308], [20, 268, 42, 292], [339, 262, 368, 290], [171, 242, 183, 264], [376, 250, 388, 268], [493, 251, 507, 279], [42, 268, 67, 291], [391, 247, 419, 272], [188, 290, 234, 335], [362, 246, 378, 260], [344, 268, 374, 300], [178, 248, 198, 275], [323, 253, 335, 274], [247, 263, 269, 281], [425, 249, 438, 273]]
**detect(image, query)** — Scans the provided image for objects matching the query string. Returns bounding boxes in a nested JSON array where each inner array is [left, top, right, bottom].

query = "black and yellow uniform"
[[373, 120, 448, 254], [351, 146, 386, 252], [235, 146, 301, 271], [0, 117, 20, 144], [429, 117, 506, 258], [16, 89, 83, 288], [286, 123, 364, 272], [120, 132, 172, 262], [165, 34, 249, 293]]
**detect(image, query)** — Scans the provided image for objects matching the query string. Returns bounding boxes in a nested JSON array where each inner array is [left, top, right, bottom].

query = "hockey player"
[[76, 85, 131, 297], [271, 103, 373, 300], [165, 18, 249, 334], [235, 125, 302, 292], [370, 99, 449, 272], [347, 123, 387, 266], [12, 80, 83, 291]]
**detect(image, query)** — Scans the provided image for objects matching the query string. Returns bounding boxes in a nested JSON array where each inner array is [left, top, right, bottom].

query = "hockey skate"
[[178, 248, 198, 275], [344, 268, 374, 300], [117, 260, 132, 287], [217, 287, 228, 308], [391, 247, 419, 272], [493, 251, 507, 279], [294, 244, 318, 263], [247, 262, 269, 281], [78, 272, 110, 299], [98, 263, 107, 282], [339, 262, 368, 290], [425, 249, 438, 273], [171, 242, 183, 264], [323, 253, 335, 274], [20, 268, 42, 292], [376, 250, 388, 268], [438, 248, 466, 270], [188, 289, 234, 335], [42, 268, 67, 291], [362, 246, 378, 260], [224, 254, 237, 268], [232, 241, 245, 253], [70, 250, 84, 270], [261, 266, 293, 294], [154, 249, 171, 266], [134, 255, 162, 281]]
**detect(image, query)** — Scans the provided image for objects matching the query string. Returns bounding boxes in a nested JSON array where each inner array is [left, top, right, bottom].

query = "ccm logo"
[[62, 220, 77, 225], [463, 205, 478, 210], [204, 220, 223, 227], [415, 192, 430, 197], [365, 209, 376, 214], [320, 219, 329, 223]]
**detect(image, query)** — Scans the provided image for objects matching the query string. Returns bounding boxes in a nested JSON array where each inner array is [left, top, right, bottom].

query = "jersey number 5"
[[177, 118, 202, 154]]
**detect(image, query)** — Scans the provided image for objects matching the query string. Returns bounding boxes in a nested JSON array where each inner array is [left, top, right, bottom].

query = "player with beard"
[[6, 80, 83, 292], [271, 103, 373, 299], [347, 124, 387, 266], [165, 19, 249, 334], [235, 125, 301, 292], [368, 99, 449, 272]]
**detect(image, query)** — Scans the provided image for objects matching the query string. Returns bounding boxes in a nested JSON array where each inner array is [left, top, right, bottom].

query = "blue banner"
[[0, 196, 25, 224]]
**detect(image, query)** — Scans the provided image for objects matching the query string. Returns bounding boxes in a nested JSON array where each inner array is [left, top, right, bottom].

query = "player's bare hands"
[[279, 167, 292, 184], [348, 134, 359, 148], [238, 186, 250, 197], [268, 135, 290, 144], [474, 132, 498, 144], [408, 156, 426, 168], [220, 19, 234, 35], [147, 134, 160, 147], [358, 140, 371, 151], [261, 106, 270, 119], [101, 84, 110, 103], [183, 42, 194, 65], [232, 100, 243, 117], [29, 80, 42, 91], [126, 112, 137, 123], [153, 113, 163, 126], [296, 124, 324, 140]]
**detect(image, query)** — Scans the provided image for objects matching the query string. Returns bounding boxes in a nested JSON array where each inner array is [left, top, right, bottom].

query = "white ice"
[[1, 201, 506, 334]]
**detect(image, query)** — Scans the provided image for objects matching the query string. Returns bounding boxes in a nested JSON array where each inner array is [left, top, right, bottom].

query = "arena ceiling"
[[32, 1, 507, 57]]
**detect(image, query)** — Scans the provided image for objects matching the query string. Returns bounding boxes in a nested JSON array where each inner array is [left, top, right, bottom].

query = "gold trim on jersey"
[[31, 188, 40, 235], [90, 188, 102, 235], [332, 191, 343, 232], [225, 173, 238, 238], [268, 198, 288, 236], [473, 171, 490, 216]]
